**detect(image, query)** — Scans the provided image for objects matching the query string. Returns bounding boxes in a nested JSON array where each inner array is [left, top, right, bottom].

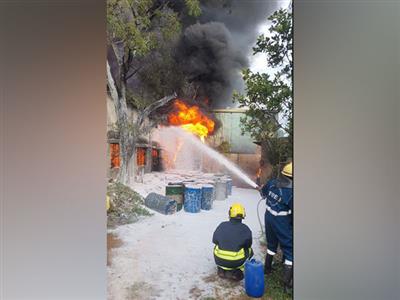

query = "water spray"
[[169, 127, 259, 189]]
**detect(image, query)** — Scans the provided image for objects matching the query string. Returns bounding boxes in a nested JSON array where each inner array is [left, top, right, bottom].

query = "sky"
[[248, 0, 291, 137], [249, 0, 291, 75]]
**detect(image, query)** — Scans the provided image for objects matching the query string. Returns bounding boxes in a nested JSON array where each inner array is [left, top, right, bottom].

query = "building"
[[206, 108, 262, 187], [106, 96, 162, 183]]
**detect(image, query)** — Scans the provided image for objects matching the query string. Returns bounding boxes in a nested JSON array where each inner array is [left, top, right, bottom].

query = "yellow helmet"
[[282, 162, 293, 178], [229, 203, 246, 219]]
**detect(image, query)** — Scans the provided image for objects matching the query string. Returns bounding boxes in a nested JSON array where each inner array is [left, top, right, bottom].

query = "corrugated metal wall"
[[213, 110, 257, 154]]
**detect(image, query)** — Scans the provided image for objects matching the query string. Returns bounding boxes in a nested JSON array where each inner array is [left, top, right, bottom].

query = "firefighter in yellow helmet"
[[212, 203, 253, 281]]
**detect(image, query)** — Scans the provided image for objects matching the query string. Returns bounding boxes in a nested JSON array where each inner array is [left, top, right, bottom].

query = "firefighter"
[[212, 203, 253, 281], [260, 162, 293, 292]]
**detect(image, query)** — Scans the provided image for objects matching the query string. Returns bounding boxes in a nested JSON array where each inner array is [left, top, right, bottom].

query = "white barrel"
[[215, 180, 227, 201]]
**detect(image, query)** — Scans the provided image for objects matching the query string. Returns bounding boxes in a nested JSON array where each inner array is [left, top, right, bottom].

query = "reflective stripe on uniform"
[[218, 264, 245, 271], [266, 204, 292, 216], [284, 259, 293, 266], [214, 245, 245, 261]]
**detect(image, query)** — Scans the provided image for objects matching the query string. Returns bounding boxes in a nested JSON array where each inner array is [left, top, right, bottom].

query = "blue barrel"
[[244, 259, 265, 298], [144, 193, 177, 215], [201, 184, 214, 210], [184, 185, 201, 213]]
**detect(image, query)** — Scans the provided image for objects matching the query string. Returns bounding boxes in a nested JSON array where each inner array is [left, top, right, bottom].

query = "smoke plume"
[[177, 22, 246, 107], [176, 0, 278, 108]]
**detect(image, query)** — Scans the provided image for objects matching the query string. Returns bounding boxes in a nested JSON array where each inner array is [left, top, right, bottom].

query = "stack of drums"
[[165, 183, 184, 211], [184, 184, 202, 213], [201, 184, 214, 210]]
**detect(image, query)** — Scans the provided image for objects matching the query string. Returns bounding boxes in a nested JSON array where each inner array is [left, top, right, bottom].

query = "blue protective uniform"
[[261, 177, 293, 264]]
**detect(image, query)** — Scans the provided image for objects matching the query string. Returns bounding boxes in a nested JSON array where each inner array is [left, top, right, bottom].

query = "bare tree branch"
[[136, 93, 177, 129], [125, 65, 143, 80]]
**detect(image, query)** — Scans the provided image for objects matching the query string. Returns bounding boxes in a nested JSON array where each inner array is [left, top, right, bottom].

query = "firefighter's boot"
[[231, 269, 244, 281], [282, 264, 293, 293], [217, 267, 226, 279], [264, 254, 274, 274]]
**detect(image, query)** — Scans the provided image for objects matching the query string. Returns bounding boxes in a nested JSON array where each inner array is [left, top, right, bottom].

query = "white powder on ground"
[[108, 174, 265, 300]]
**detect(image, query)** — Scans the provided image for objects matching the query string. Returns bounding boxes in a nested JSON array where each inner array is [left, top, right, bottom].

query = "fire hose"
[[256, 197, 265, 239]]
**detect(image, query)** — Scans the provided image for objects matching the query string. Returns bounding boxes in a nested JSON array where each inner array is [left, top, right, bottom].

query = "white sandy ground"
[[108, 174, 266, 300]]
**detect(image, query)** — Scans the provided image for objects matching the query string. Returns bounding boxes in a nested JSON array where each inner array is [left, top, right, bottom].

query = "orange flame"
[[168, 100, 215, 142]]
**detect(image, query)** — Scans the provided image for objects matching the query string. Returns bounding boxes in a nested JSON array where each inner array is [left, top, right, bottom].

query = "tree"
[[233, 8, 292, 166], [106, 0, 201, 184]]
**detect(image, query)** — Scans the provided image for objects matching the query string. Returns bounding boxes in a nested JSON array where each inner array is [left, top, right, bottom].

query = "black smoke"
[[176, 0, 278, 108], [177, 22, 246, 107]]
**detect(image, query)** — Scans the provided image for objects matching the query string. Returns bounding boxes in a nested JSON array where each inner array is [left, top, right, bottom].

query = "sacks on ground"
[[145, 193, 177, 215]]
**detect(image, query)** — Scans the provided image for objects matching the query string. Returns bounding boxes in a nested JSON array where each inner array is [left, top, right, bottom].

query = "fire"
[[168, 99, 215, 142]]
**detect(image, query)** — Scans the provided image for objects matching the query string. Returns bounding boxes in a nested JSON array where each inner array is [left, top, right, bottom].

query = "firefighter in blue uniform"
[[212, 203, 253, 281], [260, 162, 293, 292]]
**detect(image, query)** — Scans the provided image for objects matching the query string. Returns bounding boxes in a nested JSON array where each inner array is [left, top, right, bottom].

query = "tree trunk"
[[107, 61, 135, 185], [107, 60, 177, 185]]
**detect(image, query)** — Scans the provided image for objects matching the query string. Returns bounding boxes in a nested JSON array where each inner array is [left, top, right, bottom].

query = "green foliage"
[[107, 0, 200, 59], [255, 9, 293, 78], [107, 182, 152, 228], [265, 137, 291, 167], [107, 0, 154, 56], [263, 263, 292, 299], [233, 8, 292, 162], [107, 0, 201, 114], [185, 0, 202, 17]]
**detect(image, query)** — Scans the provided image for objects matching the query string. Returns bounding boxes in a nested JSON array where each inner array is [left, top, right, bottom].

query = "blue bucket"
[[244, 259, 265, 298], [184, 185, 202, 213], [201, 184, 214, 210]]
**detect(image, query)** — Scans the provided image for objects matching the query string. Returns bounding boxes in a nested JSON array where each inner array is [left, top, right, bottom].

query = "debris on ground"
[[107, 182, 152, 228]]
